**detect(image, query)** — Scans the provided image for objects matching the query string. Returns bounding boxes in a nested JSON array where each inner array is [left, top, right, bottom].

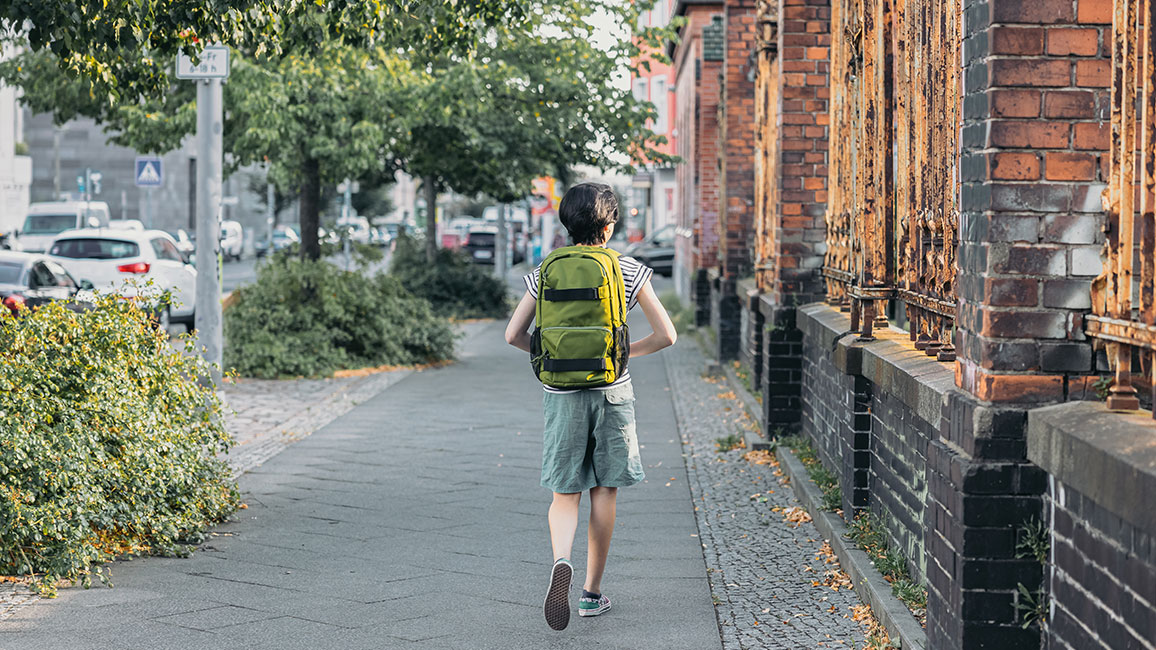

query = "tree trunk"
[[300, 158, 321, 261], [424, 175, 438, 265]]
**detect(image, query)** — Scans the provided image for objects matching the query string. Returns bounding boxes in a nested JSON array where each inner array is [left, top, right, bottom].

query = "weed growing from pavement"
[[714, 433, 746, 452], [731, 360, 763, 403], [845, 512, 928, 625], [777, 435, 843, 512]]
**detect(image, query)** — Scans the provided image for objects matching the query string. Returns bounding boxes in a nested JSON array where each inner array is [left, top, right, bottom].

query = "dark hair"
[[558, 182, 618, 245]]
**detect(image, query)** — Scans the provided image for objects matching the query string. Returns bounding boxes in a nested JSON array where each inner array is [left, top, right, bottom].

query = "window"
[[44, 261, 76, 288], [150, 238, 183, 262], [0, 262, 22, 285], [653, 78, 668, 133], [50, 238, 140, 260], [22, 213, 76, 235], [632, 78, 648, 104], [29, 262, 56, 289]]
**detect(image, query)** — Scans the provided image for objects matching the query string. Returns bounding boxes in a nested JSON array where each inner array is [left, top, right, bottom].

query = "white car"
[[47, 228, 197, 331]]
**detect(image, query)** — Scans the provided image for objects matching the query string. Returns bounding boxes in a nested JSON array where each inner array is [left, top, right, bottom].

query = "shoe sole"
[[544, 562, 572, 631]]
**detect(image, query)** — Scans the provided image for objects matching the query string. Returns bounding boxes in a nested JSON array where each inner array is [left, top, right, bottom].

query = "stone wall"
[[1029, 403, 1156, 650]]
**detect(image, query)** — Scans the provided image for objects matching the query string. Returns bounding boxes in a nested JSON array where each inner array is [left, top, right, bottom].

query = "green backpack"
[[531, 246, 629, 389]]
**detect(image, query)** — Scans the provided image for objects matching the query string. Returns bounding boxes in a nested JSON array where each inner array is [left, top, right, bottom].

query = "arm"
[[504, 291, 536, 352], [629, 280, 677, 358]]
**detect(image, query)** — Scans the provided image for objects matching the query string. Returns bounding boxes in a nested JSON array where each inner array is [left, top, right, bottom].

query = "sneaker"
[[543, 558, 573, 631], [578, 593, 611, 617]]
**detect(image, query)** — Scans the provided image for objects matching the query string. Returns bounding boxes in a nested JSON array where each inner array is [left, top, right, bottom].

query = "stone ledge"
[[797, 303, 954, 428], [1027, 401, 1156, 535], [778, 446, 929, 649]]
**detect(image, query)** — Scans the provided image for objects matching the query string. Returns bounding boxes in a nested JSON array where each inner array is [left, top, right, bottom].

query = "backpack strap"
[[543, 287, 607, 301], [541, 358, 609, 372]]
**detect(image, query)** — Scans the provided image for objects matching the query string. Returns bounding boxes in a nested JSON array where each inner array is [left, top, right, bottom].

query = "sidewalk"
[[0, 321, 721, 650]]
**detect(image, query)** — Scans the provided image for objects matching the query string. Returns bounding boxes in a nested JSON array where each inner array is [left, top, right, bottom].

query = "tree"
[[395, 0, 679, 263], [3, 44, 410, 260], [0, 0, 526, 104]]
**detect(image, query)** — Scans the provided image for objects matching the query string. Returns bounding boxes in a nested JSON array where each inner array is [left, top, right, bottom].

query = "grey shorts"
[[541, 381, 646, 494]]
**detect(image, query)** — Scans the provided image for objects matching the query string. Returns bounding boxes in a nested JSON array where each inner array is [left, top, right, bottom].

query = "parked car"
[[220, 220, 244, 261], [369, 227, 392, 248], [165, 229, 195, 257], [624, 224, 675, 277], [107, 219, 145, 231], [464, 227, 497, 264], [47, 228, 196, 331], [18, 201, 111, 253], [255, 225, 300, 257], [336, 216, 371, 245], [0, 251, 93, 315]]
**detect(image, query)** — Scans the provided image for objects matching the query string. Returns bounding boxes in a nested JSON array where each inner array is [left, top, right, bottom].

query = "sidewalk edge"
[[720, 363, 770, 451], [777, 446, 929, 650]]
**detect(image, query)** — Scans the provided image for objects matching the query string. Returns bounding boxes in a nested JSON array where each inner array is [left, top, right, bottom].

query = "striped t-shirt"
[[523, 255, 654, 394]]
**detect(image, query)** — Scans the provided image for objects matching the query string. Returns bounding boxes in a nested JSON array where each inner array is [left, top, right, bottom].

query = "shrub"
[[0, 295, 238, 594], [224, 255, 457, 378], [390, 234, 510, 319]]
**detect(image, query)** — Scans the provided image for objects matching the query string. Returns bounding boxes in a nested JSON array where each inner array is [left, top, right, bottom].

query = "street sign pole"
[[495, 203, 507, 280], [194, 77, 224, 379]]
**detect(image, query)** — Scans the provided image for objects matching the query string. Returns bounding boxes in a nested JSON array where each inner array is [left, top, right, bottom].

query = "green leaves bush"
[[224, 255, 457, 378], [0, 296, 238, 594], [390, 234, 510, 319]]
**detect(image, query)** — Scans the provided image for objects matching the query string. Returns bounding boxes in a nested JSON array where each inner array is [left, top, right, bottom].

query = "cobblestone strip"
[[665, 340, 869, 650]]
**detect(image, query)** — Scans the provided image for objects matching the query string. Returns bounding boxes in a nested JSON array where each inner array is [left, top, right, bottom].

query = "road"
[[221, 249, 392, 294]]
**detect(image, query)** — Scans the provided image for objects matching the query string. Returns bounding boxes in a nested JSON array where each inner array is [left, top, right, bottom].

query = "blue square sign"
[[135, 157, 163, 187]]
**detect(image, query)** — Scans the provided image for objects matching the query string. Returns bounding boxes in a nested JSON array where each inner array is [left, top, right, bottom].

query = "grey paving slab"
[[3, 320, 722, 649]]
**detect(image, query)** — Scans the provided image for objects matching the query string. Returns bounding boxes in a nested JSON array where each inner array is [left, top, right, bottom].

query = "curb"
[[777, 446, 929, 649]]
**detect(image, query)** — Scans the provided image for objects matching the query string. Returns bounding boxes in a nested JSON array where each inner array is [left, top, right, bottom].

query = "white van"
[[20, 201, 111, 253]]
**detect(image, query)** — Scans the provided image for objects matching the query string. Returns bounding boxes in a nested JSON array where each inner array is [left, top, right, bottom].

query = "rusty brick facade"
[[670, 0, 1154, 646], [672, 3, 724, 307]]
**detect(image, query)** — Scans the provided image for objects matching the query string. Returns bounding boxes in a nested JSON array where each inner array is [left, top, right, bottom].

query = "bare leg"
[[584, 486, 618, 594], [548, 492, 582, 561]]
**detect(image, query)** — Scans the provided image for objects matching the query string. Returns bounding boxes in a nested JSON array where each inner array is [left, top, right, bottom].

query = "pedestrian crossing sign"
[[135, 157, 163, 187]]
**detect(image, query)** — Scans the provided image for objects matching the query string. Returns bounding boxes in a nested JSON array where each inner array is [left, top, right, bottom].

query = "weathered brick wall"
[[719, 0, 758, 280], [799, 323, 859, 494], [771, 0, 830, 306], [671, 6, 724, 305], [1048, 480, 1156, 649], [921, 1, 1115, 646], [869, 389, 932, 582], [956, 0, 1111, 403], [761, 301, 806, 432]]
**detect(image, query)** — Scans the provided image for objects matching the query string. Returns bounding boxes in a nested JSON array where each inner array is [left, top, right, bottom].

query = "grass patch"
[[658, 291, 696, 333], [714, 433, 746, 452], [846, 512, 929, 623], [777, 435, 842, 512], [731, 360, 763, 404]]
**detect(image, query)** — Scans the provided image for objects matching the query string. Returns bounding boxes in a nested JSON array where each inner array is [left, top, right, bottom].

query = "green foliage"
[[658, 291, 695, 334], [1016, 518, 1050, 566], [1093, 375, 1113, 401], [1015, 583, 1048, 629], [714, 434, 746, 453], [389, 234, 510, 319], [845, 512, 929, 618], [0, 0, 524, 106], [224, 255, 457, 378], [0, 295, 238, 594], [777, 435, 842, 512]]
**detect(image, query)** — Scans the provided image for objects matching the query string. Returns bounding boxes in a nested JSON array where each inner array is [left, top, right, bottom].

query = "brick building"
[[671, 0, 1156, 648]]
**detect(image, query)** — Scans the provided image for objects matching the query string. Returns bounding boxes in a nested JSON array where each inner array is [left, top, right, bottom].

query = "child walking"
[[504, 182, 677, 631]]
